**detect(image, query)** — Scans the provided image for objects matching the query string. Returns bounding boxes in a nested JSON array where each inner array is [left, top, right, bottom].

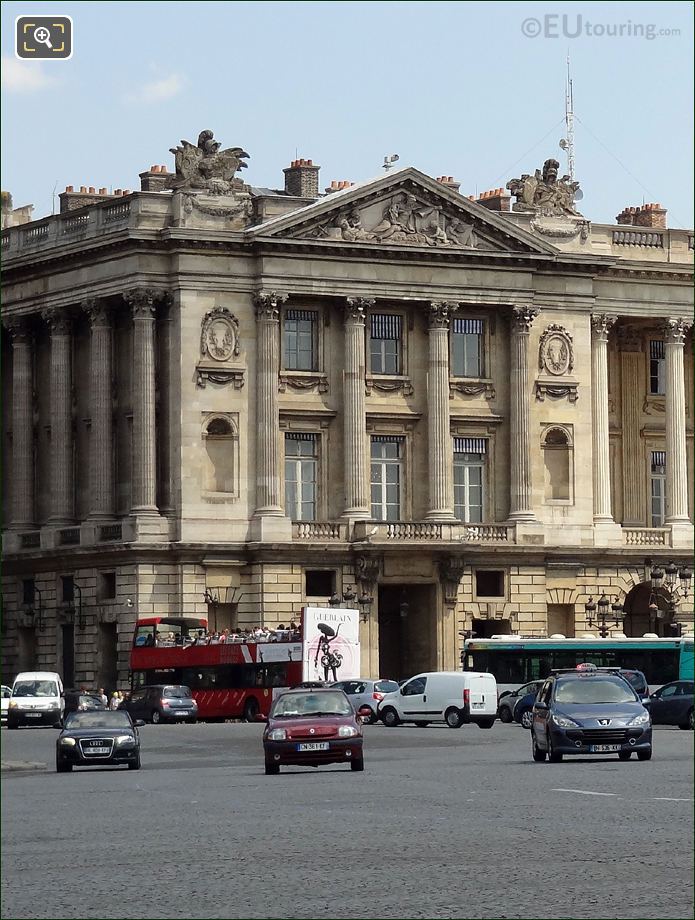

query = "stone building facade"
[[2, 134, 693, 690]]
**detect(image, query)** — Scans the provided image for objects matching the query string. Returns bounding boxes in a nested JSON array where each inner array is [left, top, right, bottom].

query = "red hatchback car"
[[261, 688, 370, 775]]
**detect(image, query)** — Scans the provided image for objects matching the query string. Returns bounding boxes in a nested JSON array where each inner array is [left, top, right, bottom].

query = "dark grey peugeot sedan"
[[531, 664, 652, 762], [56, 710, 144, 772]]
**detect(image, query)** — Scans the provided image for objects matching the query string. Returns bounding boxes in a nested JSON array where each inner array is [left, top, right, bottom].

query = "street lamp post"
[[203, 588, 219, 633]]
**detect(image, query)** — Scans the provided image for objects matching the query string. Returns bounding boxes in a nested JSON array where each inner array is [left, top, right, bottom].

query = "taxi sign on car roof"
[[576, 662, 598, 671]]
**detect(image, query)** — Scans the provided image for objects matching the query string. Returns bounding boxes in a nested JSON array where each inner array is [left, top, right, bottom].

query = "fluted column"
[[426, 302, 455, 520], [43, 309, 74, 524], [84, 299, 114, 518], [591, 314, 617, 523], [664, 318, 691, 523], [342, 298, 372, 518], [509, 307, 538, 521], [6, 318, 35, 528], [254, 291, 286, 516], [617, 327, 643, 525], [126, 290, 159, 514]]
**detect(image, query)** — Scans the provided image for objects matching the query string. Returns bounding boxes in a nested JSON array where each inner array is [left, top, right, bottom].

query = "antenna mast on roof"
[[559, 54, 575, 181]]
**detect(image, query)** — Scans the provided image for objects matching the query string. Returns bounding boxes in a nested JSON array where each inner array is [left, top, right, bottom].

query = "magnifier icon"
[[33, 26, 53, 49]]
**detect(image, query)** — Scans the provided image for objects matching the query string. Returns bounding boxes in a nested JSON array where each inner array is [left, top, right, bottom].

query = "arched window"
[[543, 427, 572, 501], [203, 417, 235, 493]]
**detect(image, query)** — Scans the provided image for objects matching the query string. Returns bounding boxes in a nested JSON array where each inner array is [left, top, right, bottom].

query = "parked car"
[[293, 681, 335, 690], [530, 663, 652, 762], [648, 680, 694, 730], [378, 671, 498, 729], [498, 681, 543, 723], [331, 679, 400, 724], [8, 671, 64, 729], [63, 690, 107, 718], [120, 685, 197, 724], [56, 710, 144, 772], [260, 688, 371, 774], [1, 685, 11, 724]]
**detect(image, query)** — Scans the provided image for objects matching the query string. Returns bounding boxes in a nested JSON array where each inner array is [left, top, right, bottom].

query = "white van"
[[8, 671, 64, 729], [377, 671, 498, 729]]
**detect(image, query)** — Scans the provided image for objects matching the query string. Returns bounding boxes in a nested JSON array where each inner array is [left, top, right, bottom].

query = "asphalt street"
[[1, 721, 693, 920]]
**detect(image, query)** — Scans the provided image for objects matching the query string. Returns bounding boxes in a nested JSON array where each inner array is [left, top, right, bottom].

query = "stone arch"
[[622, 582, 674, 638], [542, 425, 573, 501], [202, 414, 239, 495]]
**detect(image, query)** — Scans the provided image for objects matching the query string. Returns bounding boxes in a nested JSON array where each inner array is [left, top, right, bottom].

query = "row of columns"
[[253, 295, 540, 523], [5, 289, 167, 529]]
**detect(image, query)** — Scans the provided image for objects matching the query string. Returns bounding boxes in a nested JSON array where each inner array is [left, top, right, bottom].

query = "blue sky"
[[2, 0, 693, 226]]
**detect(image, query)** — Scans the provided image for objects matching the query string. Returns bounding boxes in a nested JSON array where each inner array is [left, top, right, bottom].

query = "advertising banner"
[[301, 607, 360, 682]]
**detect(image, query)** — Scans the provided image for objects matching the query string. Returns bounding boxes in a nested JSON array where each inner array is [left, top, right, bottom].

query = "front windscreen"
[[12, 680, 59, 698], [555, 677, 638, 705], [271, 692, 352, 718], [64, 711, 132, 730]]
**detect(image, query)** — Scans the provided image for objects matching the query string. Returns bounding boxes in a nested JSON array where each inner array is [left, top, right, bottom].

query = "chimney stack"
[[436, 176, 461, 194], [324, 180, 354, 194], [59, 185, 115, 213], [283, 158, 320, 199], [615, 203, 667, 229], [139, 165, 170, 192], [475, 188, 511, 212]]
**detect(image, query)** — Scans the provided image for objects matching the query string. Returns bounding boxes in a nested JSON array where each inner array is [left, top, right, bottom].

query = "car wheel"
[[499, 708, 513, 723], [477, 718, 495, 729], [56, 759, 72, 773], [636, 748, 652, 761], [519, 709, 534, 730], [8, 722, 18, 730], [618, 751, 632, 761], [265, 762, 280, 775], [445, 707, 463, 729], [151, 710, 161, 725], [532, 733, 546, 762], [128, 754, 141, 770], [414, 721, 430, 727], [243, 698, 260, 722], [680, 709, 694, 731], [366, 708, 378, 725], [547, 732, 563, 763], [381, 707, 400, 728], [350, 757, 365, 771]]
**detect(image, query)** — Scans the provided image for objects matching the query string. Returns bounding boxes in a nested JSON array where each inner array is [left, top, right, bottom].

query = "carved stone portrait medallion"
[[201, 307, 240, 362], [539, 324, 573, 376]]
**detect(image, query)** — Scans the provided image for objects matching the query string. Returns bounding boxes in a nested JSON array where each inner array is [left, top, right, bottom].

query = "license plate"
[[174, 711, 188, 717], [90, 747, 110, 754], [590, 744, 621, 753], [26, 713, 42, 718], [472, 701, 484, 709], [297, 742, 329, 752]]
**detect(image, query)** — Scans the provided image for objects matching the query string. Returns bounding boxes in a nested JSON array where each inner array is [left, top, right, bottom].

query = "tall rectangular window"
[[451, 318, 483, 378], [453, 437, 486, 523], [650, 450, 666, 527], [649, 340, 665, 395], [371, 436, 403, 521], [370, 314, 402, 375], [284, 310, 318, 371], [284, 434, 317, 521]]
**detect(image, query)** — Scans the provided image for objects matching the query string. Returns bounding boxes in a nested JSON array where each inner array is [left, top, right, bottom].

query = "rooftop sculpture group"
[[168, 130, 250, 196], [507, 158, 582, 218]]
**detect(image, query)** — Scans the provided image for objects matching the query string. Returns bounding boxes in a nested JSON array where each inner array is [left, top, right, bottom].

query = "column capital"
[[254, 290, 287, 321], [591, 313, 617, 341], [2, 315, 33, 344], [345, 297, 374, 323], [511, 306, 539, 333], [41, 308, 72, 335], [428, 302, 455, 328], [83, 298, 113, 327], [124, 288, 169, 319], [664, 317, 691, 346]]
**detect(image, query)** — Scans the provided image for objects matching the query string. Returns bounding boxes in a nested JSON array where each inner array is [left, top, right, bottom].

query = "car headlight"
[[551, 713, 580, 729], [267, 728, 287, 741], [49, 701, 60, 709], [628, 712, 651, 726], [8, 700, 18, 709], [59, 737, 76, 746], [115, 734, 136, 745], [338, 725, 358, 738]]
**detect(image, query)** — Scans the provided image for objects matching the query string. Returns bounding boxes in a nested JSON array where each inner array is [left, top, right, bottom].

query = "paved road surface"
[[1, 722, 693, 919]]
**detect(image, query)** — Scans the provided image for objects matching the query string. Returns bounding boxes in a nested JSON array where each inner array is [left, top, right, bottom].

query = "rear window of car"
[[163, 686, 192, 699], [80, 695, 103, 706], [619, 671, 647, 694], [375, 680, 399, 693]]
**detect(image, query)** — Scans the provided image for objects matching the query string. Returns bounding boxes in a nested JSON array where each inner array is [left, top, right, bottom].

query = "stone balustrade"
[[622, 528, 670, 546], [293, 522, 346, 541]]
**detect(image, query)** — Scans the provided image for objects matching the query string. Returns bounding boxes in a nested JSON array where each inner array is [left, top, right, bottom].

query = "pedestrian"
[[98, 687, 108, 707], [109, 690, 121, 710]]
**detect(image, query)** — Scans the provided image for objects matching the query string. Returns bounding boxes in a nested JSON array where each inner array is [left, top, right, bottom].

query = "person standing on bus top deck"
[[98, 688, 108, 707], [110, 691, 121, 710]]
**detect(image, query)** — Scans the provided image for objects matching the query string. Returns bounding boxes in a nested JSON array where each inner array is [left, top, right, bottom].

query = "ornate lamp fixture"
[[584, 594, 625, 638]]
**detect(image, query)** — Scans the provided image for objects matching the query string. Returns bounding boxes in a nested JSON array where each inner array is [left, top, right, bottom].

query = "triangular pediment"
[[250, 167, 556, 255]]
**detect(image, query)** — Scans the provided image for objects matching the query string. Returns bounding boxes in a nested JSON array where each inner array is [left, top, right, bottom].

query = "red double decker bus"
[[130, 617, 303, 721]]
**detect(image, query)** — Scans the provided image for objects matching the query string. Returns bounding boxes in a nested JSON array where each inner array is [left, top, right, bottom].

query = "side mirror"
[[134, 720, 145, 727], [254, 713, 268, 722], [534, 700, 548, 710]]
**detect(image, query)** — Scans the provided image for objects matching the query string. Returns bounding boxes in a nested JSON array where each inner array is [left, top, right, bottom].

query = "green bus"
[[462, 635, 694, 693]]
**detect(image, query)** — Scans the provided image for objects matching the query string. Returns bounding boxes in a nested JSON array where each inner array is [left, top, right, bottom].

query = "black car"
[[531, 663, 652, 762], [121, 685, 198, 724], [499, 681, 543, 724], [648, 680, 694, 729], [63, 690, 107, 718], [56, 710, 143, 772]]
